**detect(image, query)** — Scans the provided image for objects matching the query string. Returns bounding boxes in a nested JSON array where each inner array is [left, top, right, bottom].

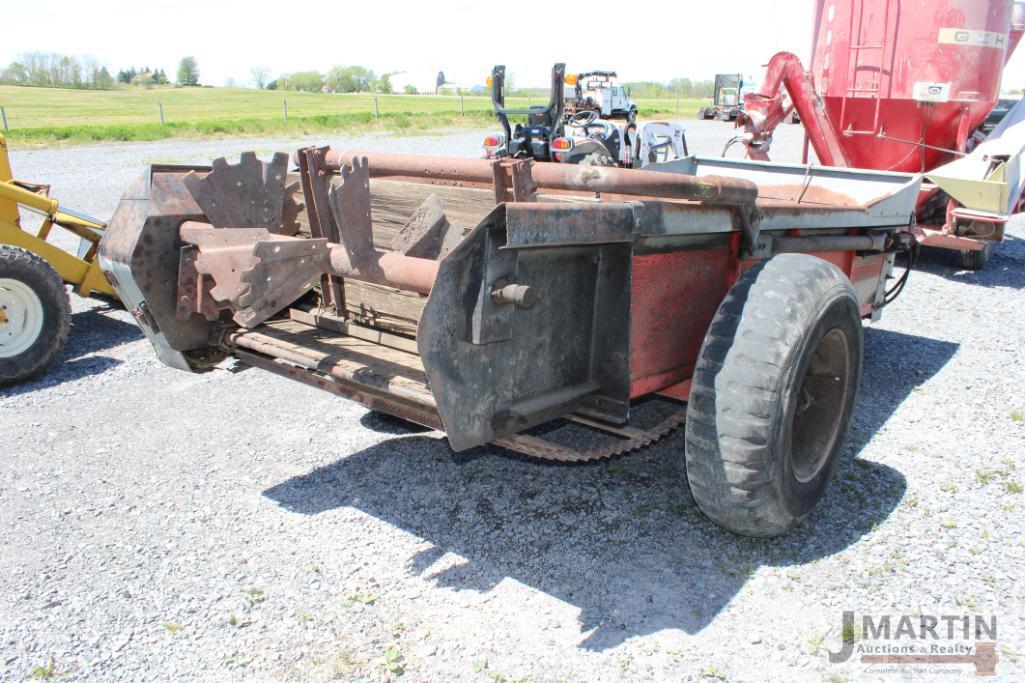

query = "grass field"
[[0, 85, 706, 145]]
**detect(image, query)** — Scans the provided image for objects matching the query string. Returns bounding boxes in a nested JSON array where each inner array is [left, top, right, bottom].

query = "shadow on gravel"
[[266, 433, 907, 649], [917, 233, 1025, 289], [855, 327, 959, 439], [264, 322, 962, 652], [0, 305, 141, 398], [359, 411, 434, 435]]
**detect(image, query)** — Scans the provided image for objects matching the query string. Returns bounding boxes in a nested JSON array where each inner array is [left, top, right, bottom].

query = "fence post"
[[374, 96, 380, 120], [158, 102, 165, 125], [528, 96, 532, 108], [460, 94, 464, 116], [675, 98, 679, 113], [283, 99, 288, 122], [0, 106, 7, 132]]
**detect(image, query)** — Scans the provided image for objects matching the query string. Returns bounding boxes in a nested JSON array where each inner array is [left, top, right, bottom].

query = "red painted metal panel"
[[807, 250, 848, 273], [628, 250, 730, 398]]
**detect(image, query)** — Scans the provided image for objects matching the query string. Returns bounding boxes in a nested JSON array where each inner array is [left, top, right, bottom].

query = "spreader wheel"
[[684, 254, 863, 537], [0, 247, 71, 386], [955, 242, 991, 270]]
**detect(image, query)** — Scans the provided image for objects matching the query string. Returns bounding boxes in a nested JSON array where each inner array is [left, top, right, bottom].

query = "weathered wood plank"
[[289, 307, 419, 354], [241, 318, 430, 395], [343, 279, 426, 336], [289, 174, 495, 248], [286, 174, 488, 333]]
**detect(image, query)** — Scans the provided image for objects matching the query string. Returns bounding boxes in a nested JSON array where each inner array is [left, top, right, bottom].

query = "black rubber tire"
[[684, 254, 863, 537], [955, 242, 991, 270], [627, 107, 638, 123], [0, 247, 71, 386]]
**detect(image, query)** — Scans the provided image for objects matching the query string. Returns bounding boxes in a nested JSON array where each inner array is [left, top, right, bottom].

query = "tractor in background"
[[483, 64, 687, 168]]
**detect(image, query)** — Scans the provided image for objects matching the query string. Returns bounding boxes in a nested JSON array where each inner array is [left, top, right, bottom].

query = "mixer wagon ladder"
[[838, 0, 892, 136]]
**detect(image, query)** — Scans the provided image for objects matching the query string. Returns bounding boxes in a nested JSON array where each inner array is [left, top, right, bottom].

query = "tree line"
[[1, 53, 201, 89], [1, 52, 115, 89], [622, 78, 716, 99], [266, 66, 395, 94], [1, 52, 718, 99], [116, 67, 170, 86]]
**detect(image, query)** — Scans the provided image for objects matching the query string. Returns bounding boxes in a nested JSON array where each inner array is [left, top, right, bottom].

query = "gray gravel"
[[2, 121, 1024, 682]]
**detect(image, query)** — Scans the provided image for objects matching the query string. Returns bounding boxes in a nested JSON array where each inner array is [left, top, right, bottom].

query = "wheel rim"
[[790, 328, 851, 483], [0, 277, 45, 358]]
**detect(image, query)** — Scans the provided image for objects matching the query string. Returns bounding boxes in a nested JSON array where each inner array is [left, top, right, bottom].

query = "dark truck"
[[698, 74, 748, 122]]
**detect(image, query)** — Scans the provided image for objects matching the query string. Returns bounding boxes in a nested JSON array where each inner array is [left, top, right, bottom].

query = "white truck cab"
[[566, 71, 638, 121]]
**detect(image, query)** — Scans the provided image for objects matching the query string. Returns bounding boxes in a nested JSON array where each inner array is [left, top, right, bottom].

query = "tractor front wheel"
[[0, 247, 71, 386], [684, 254, 863, 536]]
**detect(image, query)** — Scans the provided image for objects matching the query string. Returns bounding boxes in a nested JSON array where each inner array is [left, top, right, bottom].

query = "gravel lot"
[[2, 121, 1024, 682]]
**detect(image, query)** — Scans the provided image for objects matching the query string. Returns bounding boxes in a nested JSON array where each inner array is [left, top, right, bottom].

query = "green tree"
[[94, 66, 114, 89], [285, 71, 324, 92], [326, 65, 375, 93], [374, 73, 393, 94], [403, 84, 417, 94], [176, 56, 200, 86], [669, 77, 693, 97]]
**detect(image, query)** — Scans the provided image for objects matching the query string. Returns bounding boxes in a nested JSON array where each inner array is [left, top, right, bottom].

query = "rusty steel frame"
[[178, 220, 439, 328], [231, 347, 442, 430], [305, 149, 760, 205], [296, 146, 346, 313]]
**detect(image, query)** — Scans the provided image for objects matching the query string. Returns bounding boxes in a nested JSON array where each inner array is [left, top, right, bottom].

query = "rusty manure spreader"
[[97, 148, 920, 536]]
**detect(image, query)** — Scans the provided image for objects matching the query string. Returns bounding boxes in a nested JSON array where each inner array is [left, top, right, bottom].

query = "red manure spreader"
[[99, 144, 921, 536]]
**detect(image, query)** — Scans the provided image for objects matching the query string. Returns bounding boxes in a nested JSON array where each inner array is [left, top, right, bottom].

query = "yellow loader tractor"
[[0, 133, 116, 386]]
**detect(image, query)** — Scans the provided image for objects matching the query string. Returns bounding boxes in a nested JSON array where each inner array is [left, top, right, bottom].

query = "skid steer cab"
[[483, 64, 688, 169]]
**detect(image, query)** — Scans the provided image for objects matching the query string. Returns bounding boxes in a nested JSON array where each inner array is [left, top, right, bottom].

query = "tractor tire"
[[955, 242, 991, 270], [684, 254, 862, 537], [0, 247, 72, 386]]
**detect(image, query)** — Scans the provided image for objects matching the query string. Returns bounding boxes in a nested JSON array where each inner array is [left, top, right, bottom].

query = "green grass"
[[0, 85, 703, 145]]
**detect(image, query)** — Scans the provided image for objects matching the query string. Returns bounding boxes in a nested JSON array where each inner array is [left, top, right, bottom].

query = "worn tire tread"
[[684, 254, 861, 537]]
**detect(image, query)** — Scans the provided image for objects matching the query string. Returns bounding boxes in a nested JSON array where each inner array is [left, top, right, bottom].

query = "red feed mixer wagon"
[[740, 0, 1025, 269]]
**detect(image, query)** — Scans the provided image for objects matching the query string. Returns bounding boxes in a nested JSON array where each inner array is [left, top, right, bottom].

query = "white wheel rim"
[[0, 277, 45, 358]]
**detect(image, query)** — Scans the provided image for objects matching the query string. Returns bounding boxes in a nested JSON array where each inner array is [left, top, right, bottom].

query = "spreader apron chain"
[[493, 407, 688, 463]]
